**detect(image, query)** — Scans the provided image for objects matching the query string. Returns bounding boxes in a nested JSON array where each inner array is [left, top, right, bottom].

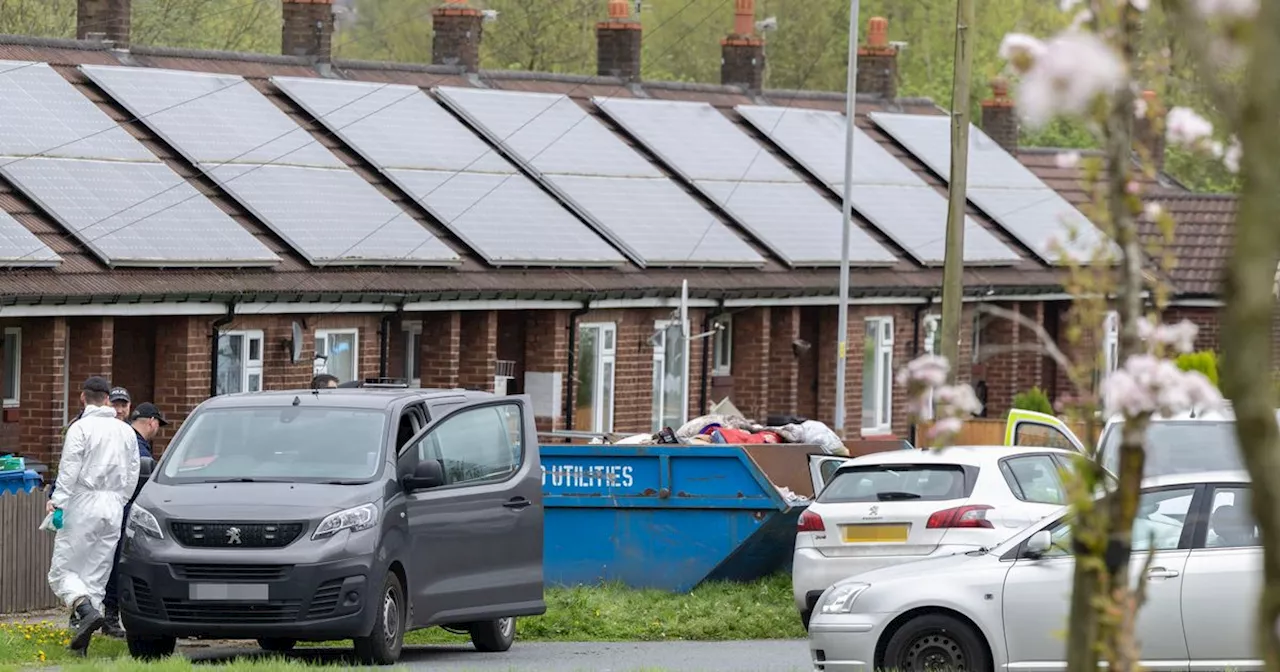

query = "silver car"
[[808, 470, 1260, 672]]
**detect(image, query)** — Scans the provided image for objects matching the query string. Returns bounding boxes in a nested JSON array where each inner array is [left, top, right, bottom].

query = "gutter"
[[209, 302, 235, 398], [562, 302, 590, 432], [378, 305, 400, 379], [699, 302, 727, 416]]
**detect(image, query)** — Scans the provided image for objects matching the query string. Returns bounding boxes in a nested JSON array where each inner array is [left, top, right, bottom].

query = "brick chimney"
[[1134, 90, 1167, 173], [981, 78, 1019, 153], [597, 0, 642, 81], [432, 0, 484, 72], [77, 0, 131, 47], [856, 17, 897, 99], [281, 0, 334, 61], [720, 0, 765, 91]]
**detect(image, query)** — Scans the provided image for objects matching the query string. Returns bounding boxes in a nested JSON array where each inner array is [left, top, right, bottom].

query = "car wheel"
[[353, 572, 406, 666], [469, 617, 516, 652], [257, 638, 297, 653], [126, 634, 176, 660], [883, 614, 989, 672]]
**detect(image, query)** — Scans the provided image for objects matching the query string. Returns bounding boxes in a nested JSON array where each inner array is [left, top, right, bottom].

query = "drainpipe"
[[699, 302, 726, 416], [378, 308, 396, 379], [563, 301, 590, 432], [908, 296, 934, 448], [209, 302, 236, 398]]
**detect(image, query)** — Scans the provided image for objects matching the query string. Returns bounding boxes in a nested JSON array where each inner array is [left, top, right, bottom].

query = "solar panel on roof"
[[80, 64, 458, 267], [434, 86, 763, 268], [595, 97, 896, 267], [869, 111, 1110, 264], [2, 158, 279, 267], [735, 105, 1020, 266], [271, 77, 624, 267], [0, 209, 59, 267]]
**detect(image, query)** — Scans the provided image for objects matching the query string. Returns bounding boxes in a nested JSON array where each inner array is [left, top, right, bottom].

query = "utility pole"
[[939, 0, 974, 381], [833, 0, 861, 437]]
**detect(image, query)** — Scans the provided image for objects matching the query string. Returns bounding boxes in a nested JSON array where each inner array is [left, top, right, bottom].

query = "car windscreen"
[[818, 464, 973, 503], [1099, 420, 1244, 477], [158, 406, 388, 483]]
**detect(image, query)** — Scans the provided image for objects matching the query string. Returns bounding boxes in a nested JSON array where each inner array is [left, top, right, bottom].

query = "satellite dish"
[[290, 321, 304, 363]]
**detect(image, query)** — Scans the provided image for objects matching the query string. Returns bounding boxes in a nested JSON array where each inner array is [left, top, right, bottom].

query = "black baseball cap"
[[131, 402, 169, 426], [109, 387, 131, 403], [83, 376, 111, 394]]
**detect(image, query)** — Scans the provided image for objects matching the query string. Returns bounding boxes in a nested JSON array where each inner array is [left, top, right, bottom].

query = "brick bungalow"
[[0, 0, 1242, 466]]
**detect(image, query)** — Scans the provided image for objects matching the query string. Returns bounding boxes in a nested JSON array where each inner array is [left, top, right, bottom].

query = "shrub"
[[1175, 350, 1219, 388], [1012, 387, 1055, 415]]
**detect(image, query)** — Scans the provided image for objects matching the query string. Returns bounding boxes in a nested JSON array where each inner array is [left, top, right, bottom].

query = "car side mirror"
[[404, 459, 445, 492], [138, 456, 155, 481], [1025, 530, 1052, 558]]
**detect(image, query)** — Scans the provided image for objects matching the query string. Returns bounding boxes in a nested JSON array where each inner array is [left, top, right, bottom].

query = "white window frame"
[[711, 314, 733, 376], [971, 312, 983, 364], [862, 316, 894, 436], [402, 320, 422, 388], [316, 328, 360, 384], [921, 314, 941, 420], [1103, 311, 1119, 375], [3, 327, 20, 407], [579, 322, 617, 433], [652, 320, 690, 432], [216, 329, 264, 396]]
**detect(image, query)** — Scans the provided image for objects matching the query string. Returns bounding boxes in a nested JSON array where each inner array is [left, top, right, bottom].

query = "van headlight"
[[820, 582, 870, 615], [313, 503, 379, 539], [128, 506, 164, 539]]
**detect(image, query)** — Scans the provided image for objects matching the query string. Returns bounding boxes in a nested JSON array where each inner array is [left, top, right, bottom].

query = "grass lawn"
[[0, 574, 802, 667]]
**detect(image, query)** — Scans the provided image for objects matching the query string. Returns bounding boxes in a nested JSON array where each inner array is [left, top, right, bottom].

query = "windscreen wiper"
[[876, 491, 922, 501]]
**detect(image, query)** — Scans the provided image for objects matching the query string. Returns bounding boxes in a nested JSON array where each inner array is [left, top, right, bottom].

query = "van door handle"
[[1147, 567, 1180, 579], [503, 497, 532, 510]]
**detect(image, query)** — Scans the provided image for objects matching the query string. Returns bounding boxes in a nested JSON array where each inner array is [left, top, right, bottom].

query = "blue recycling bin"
[[539, 443, 813, 593], [0, 469, 43, 495]]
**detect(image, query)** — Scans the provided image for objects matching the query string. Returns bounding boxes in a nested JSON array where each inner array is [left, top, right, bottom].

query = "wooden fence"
[[0, 490, 59, 613], [916, 418, 1094, 448]]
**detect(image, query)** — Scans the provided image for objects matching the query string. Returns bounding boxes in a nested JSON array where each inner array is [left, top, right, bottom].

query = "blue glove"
[[52, 508, 63, 530]]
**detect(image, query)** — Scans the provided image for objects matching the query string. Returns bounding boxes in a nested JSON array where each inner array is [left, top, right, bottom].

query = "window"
[[316, 328, 359, 384], [652, 320, 688, 432], [1099, 420, 1245, 478], [215, 330, 264, 396], [920, 315, 941, 420], [1000, 455, 1067, 504], [402, 321, 422, 388], [1206, 487, 1259, 549], [415, 403, 523, 486], [2, 328, 19, 407], [1041, 486, 1196, 557], [712, 315, 732, 376], [861, 317, 894, 434], [1103, 311, 1119, 375], [575, 323, 616, 433], [818, 464, 974, 504]]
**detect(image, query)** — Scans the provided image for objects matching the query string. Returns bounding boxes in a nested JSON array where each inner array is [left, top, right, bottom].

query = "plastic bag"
[[798, 420, 849, 456], [39, 508, 62, 533]]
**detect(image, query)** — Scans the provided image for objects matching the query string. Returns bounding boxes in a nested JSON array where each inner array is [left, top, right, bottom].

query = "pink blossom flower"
[[999, 33, 1047, 74], [1144, 202, 1165, 220], [1126, 180, 1142, 195], [1010, 31, 1127, 128], [1196, 0, 1259, 19], [1223, 138, 1242, 173], [1101, 353, 1223, 419], [1058, 0, 1083, 10], [1068, 9, 1093, 31], [927, 416, 964, 441], [1130, 0, 1150, 10], [1166, 107, 1215, 150], [1134, 96, 1149, 119], [1055, 151, 1081, 169]]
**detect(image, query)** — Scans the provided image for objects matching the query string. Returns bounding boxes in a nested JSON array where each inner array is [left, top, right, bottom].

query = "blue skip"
[[539, 443, 821, 593]]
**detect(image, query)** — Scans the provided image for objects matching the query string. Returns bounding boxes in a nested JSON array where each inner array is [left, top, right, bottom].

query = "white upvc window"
[[861, 316, 894, 435], [402, 320, 422, 388], [652, 320, 689, 432], [316, 328, 360, 384], [711, 315, 733, 376], [1103, 311, 1120, 375], [3, 327, 20, 407], [576, 323, 616, 433], [216, 329, 264, 396]]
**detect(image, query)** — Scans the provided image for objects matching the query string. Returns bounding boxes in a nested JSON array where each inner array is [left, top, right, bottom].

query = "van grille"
[[172, 564, 291, 582], [169, 521, 305, 549], [307, 580, 344, 618], [162, 599, 302, 624], [130, 578, 161, 617]]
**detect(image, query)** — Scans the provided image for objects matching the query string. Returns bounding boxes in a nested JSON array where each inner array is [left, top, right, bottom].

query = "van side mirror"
[[138, 456, 155, 481], [404, 459, 445, 492], [1025, 530, 1052, 558]]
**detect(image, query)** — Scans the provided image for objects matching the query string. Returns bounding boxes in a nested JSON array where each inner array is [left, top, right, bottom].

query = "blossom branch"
[[974, 303, 1075, 371]]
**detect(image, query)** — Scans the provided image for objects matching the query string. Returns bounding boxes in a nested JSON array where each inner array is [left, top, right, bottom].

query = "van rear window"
[[819, 464, 974, 503]]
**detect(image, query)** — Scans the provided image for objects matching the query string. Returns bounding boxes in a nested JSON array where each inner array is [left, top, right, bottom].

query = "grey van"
[[118, 386, 545, 665]]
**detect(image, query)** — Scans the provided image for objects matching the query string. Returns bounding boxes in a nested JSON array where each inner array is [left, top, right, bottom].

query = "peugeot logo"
[[226, 527, 242, 545], [868, 505, 879, 516]]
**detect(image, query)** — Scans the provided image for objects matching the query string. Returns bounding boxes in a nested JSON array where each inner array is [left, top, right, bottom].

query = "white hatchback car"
[[793, 446, 1077, 628], [808, 471, 1260, 672]]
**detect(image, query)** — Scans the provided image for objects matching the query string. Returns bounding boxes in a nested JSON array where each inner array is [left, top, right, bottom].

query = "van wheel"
[[353, 573, 405, 665], [257, 638, 296, 652], [127, 634, 176, 660], [469, 617, 516, 652]]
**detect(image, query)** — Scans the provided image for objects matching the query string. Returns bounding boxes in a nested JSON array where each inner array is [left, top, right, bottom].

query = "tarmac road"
[[187, 640, 812, 671]]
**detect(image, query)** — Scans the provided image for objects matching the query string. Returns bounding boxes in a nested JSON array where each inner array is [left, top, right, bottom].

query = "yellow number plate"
[[842, 524, 909, 543]]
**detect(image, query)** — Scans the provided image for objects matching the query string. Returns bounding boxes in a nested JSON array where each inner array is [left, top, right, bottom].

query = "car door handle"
[[503, 497, 532, 510], [1147, 567, 1180, 579]]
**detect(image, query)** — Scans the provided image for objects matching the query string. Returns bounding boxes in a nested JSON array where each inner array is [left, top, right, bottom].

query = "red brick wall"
[[812, 304, 919, 439], [67, 318, 114, 409], [1164, 306, 1220, 353], [525, 310, 569, 431], [768, 306, 801, 419], [459, 310, 498, 392], [152, 316, 212, 454], [730, 307, 770, 422], [114, 317, 156, 405], [497, 312, 528, 396], [420, 311, 461, 389], [796, 307, 821, 418], [18, 317, 67, 464]]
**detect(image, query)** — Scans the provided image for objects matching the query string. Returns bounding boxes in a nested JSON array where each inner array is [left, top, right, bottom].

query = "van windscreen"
[[159, 406, 387, 483]]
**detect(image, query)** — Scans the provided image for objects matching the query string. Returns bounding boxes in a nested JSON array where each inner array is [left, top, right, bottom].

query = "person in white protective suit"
[[47, 376, 140, 655]]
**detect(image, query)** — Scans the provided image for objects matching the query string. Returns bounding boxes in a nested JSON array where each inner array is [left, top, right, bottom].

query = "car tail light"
[[798, 509, 826, 532], [927, 505, 994, 529]]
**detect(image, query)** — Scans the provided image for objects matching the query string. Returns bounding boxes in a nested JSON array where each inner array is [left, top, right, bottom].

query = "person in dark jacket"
[[108, 388, 131, 422], [99, 402, 165, 638]]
